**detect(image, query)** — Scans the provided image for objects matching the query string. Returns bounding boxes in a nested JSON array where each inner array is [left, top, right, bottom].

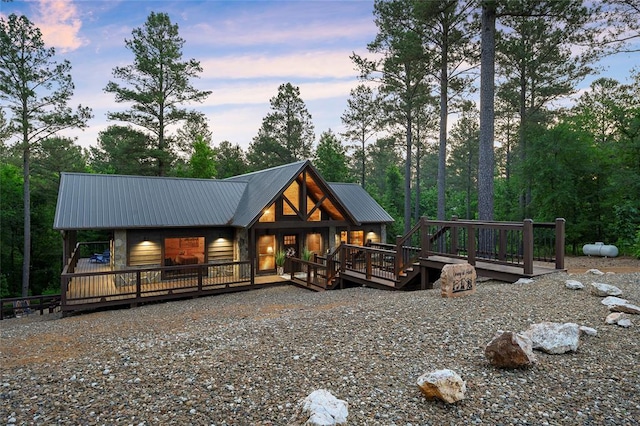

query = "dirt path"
[[564, 255, 640, 274]]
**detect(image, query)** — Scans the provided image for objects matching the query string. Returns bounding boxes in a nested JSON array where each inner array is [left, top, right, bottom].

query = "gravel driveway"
[[1, 264, 639, 425]]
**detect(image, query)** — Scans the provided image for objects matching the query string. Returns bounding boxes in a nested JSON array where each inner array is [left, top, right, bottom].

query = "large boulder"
[[484, 331, 537, 368], [416, 369, 466, 404], [290, 389, 348, 426], [590, 282, 622, 297], [523, 322, 580, 354], [440, 263, 477, 298]]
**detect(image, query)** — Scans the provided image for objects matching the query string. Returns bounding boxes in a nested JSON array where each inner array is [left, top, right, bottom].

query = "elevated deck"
[[56, 217, 566, 313]]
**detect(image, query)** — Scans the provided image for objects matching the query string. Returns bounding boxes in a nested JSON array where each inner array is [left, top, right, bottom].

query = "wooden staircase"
[[289, 217, 566, 292]]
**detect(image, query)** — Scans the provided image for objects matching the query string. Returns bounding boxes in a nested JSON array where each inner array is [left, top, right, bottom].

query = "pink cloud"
[[35, 0, 86, 52]]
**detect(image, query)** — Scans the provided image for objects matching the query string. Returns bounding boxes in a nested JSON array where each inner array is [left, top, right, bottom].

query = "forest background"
[[1, 0, 639, 297]]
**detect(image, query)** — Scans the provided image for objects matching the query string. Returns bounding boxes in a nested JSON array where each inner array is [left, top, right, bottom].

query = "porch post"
[[555, 218, 565, 270], [523, 219, 534, 275], [467, 223, 476, 266], [249, 227, 255, 285]]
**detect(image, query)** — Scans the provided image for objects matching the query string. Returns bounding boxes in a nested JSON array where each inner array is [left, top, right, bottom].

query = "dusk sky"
[[1, 0, 638, 151]]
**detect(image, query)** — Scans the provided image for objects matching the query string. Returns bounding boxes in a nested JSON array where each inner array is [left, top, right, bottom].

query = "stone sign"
[[440, 263, 476, 298]]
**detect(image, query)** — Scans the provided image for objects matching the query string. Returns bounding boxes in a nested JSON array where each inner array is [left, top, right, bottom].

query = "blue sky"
[[2, 0, 378, 150], [1, 0, 638, 152]]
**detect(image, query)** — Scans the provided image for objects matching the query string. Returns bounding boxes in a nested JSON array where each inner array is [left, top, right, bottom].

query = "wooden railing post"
[[395, 236, 402, 278], [451, 216, 458, 255], [365, 250, 372, 279], [197, 267, 203, 293], [555, 218, 565, 270], [61, 275, 68, 312], [340, 245, 346, 273], [420, 217, 428, 258], [498, 229, 507, 261], [467, 223, 476, 266], [523, 219, 534, 275], [136, 271, 142, 301]]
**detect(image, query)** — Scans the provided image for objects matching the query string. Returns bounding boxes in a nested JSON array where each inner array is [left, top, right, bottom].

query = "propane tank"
[[583, 242, 619, 257]]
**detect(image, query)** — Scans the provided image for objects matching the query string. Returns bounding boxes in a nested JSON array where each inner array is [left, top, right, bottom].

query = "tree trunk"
[[478, 1, 496, 222], [415, 136, 421, 221], [22, 131, 30, 297], [405, 112, 412, 234], [437, 29, 449, 221], [361, 130, 366, 188]]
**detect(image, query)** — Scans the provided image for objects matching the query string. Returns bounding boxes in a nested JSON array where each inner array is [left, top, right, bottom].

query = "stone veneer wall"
[[381, 224, 387, 244], [236, 229, 248, 262], [113, 230, 127, 270]]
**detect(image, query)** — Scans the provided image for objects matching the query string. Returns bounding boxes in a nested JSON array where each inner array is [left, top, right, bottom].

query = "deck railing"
[[423, 217, 565, 274], [287, 252, 341, 290], [0, 294, 62, 320], [61, 242, 253, 312], [338, 244, 398, 282]]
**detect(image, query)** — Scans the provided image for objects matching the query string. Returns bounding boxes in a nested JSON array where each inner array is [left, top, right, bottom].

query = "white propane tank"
[[583, 242, 619, 257]]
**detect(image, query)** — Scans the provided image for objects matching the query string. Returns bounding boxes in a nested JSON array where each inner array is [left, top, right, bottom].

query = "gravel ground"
[[1, 259, 639, 425]]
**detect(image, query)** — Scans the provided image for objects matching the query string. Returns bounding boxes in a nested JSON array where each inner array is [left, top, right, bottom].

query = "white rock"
[[514, 278, 535, 285], [609, 303, 640, 315], [590, 282, 622, 297], [565, 280, 584, 290], [617, 318, 633, 328], [586, 268, 605, 275], [605, 312, 623, 324], [416, 369, 466, 403], [292, 389, 348, 426], [579, 326, 597, 336], [601, 296, 628, 306], [523, 322, 580, 354]]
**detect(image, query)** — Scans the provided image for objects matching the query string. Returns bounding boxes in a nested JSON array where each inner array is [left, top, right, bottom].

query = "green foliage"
[[90, 125, 156, 175], [247, 83, 314, 171], [188, 135, 216, 178], [341, 84, 382, 187], [313, 130, 352, 183], [611, 202, 640, 256], [1, 14, 91, 296], [0, 274, 9, 298], [275, 250, 286, 267], [104, 12, 211, 176], [633, 230, 640, 259], [301, 247, 313, 261], [214, 141, 247, 178]]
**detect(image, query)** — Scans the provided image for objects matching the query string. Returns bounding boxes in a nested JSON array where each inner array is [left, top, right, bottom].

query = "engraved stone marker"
[[440, 263, 476, 298]]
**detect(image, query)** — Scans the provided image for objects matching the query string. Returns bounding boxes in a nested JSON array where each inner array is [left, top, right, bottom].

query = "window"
[[283, 181, 299, 215], [258, 235, 276, 271], [339, 230, 364, 246], [307, 196, 321, 221], [164, 237, 205, 266], [306, 233, 322, 254], [259, 203, 275, 222]]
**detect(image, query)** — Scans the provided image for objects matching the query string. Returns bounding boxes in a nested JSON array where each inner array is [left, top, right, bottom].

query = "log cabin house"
[[53, 160, 394, 312]]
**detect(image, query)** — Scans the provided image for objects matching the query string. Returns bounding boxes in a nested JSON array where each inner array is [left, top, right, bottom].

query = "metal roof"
[[329, 183, 395, 224], [224, 160, 309, 227], [53, 162, 393, 230], [53, 173, 246, 230]]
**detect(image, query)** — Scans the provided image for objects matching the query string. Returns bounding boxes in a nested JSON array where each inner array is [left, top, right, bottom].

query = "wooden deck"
[[62, 259, 290, 313], [57, 218, 566, 313], [420, 255, 562, 282]]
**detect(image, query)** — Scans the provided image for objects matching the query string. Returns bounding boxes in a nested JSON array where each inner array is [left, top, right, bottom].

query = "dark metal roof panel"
[[329, 183, 395, 224], [54, 173, 246, 230], [225, 160, 308, 227]]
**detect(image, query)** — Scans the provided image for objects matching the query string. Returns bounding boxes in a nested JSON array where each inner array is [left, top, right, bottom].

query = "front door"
[[282, 233, 299, 272]]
